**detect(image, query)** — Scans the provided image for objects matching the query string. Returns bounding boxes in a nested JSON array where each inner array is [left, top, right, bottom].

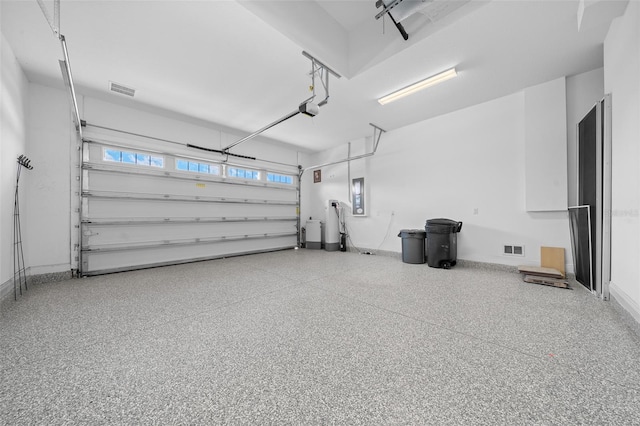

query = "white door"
[[80, 137, 298, 275]]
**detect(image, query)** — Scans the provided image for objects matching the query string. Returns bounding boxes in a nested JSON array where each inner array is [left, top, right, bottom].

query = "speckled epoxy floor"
[[2, 249, 640, 425]]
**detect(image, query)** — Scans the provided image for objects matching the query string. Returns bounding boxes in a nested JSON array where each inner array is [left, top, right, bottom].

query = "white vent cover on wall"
[[504, 244, 525, 256], [109, 81, 136, 97]]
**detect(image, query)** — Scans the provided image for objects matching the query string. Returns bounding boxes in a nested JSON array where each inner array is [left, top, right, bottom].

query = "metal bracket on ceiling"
[[375, 0, 409, 40], [36, 0, 60, 36], [221, 51, 341, 154], [375, 0, 405, 19], [370, 123, 386, 153], [302, 51, 341, 107]]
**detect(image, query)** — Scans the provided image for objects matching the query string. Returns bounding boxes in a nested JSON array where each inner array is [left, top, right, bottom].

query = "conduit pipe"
[[347, 142, 352, 201], [301, 123, 386, 175]]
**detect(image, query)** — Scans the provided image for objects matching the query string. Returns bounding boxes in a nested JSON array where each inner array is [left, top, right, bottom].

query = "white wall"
[[301, 136, 369, 221], [524, 77, 568, 212], [1, 34, 29, 297], [605, 0, 640, 322], [79, 96, 304, 167], [25, 84, 73, 275], [305, 88, 573, 269], [565, 67, 604, 206]]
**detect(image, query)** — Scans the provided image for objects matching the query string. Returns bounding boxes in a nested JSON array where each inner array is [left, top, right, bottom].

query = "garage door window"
[[83, 139, 298, 276], [267, 173, 294, 184], [104, 148, 164, 168], [176, 159, 221, 175], [228, 167, 260, 180]]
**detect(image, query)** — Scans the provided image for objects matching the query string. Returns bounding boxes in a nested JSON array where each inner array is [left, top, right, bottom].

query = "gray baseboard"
[[0, 278, 14, 302], [0, 270, 73, 303], [455, 259, 517, 273], [325, 243, 340, 252], [345, 247, 525, 273], [610, 286, 640, 340], [347, 248, 580, 278]]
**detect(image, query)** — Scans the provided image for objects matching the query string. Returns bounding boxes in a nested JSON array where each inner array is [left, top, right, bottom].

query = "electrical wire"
[[339, 205, 368, 255], [375, 211, 396, 252], [333, 204, 345, 234], [333, 202, 363, 253], [342, 218, 362, 254], [334, 202, 393, 256], [347, 233, 364, 254]]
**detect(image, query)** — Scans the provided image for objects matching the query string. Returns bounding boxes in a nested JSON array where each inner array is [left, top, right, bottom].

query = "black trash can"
[[425, 219, 462, 269], [397, 229, 426, 264]]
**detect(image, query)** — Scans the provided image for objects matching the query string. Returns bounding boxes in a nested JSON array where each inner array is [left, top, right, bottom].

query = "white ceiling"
[[0, 0, 629, 153]]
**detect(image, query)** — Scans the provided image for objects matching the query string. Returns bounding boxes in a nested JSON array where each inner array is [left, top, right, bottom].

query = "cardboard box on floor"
[[540, 246, 565, 278], [518, 246, 568, 288], [517, 265, 564, 279], [523, 274, 570, 289]]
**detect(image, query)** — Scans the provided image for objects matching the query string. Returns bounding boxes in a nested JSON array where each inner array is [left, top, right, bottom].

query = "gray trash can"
[[398, 229, 426, 264], [425, 219, 462, 269]]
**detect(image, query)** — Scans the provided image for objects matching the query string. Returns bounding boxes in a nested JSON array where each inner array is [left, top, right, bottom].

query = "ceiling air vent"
[[109, 81, 136, 97]]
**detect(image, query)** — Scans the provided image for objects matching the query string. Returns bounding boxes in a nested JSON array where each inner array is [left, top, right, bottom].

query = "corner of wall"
[[610, 281, 640, 326], [604, 0, 640, 326], [1, 33, 30, 287]]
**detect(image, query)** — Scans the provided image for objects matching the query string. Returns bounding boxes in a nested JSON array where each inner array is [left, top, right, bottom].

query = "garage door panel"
[[86, 169, 297, 202], [85, 198, 296, 219], [84, 220, 297, 246], [81, 139, 299, 275], [83, 235, 297, 275]]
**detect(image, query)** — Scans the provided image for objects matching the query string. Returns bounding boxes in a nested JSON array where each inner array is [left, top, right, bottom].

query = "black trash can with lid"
[[397, 229, 426, 264], [425, 219, 462, 269]]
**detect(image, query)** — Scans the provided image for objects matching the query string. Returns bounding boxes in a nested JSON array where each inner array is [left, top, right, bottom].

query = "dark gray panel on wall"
[[568, 206, 592, 291]]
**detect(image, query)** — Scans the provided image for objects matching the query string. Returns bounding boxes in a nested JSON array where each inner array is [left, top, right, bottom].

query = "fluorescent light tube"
[[377, 68, 458, 105]]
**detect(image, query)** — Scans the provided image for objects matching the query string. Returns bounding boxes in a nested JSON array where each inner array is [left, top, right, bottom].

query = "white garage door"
[[80, 137, 299, 275]]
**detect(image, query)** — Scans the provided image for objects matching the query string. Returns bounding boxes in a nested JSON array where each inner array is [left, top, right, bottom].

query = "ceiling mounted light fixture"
[[378, 68, 458, 105]]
